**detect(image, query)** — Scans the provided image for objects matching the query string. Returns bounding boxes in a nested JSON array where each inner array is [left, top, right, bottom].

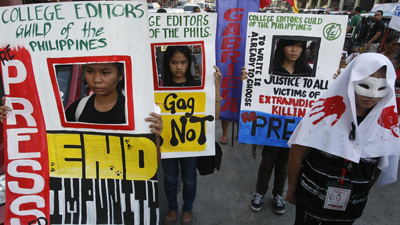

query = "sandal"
[[219, 136, 228, 145]]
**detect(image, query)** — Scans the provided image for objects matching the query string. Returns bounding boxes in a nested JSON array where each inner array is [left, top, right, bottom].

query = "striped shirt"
[[296, 149, 379, 221]]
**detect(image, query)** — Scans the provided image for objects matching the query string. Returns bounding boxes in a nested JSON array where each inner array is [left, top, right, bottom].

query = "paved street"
[[158, 121, 400, 225]]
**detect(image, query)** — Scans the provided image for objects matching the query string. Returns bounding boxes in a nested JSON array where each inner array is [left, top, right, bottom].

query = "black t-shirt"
[[170, 79, 201, 87], [65, 93, 125, 124], [368, 20, 384, 43], [272, 64, 313, 76]]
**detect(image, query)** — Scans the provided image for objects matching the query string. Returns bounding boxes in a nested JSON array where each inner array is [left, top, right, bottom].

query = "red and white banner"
[[2, 46, 50, 225]]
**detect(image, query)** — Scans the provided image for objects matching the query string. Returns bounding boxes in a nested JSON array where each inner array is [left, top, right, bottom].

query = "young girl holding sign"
[[242, 38, 314, 215], [286, 53, 400, 224], [161, 45, 221, 225]]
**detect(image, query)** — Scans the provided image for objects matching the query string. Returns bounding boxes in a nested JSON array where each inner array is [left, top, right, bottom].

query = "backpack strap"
[[74, 96, 90, 121]]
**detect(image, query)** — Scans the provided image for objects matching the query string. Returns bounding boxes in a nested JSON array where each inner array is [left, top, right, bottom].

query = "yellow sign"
[[155, 92, 206, 115], [48, 133, 158, 180]]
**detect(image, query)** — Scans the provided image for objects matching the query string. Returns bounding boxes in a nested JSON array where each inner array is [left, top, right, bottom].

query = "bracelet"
[[216, 97, 223, 102]]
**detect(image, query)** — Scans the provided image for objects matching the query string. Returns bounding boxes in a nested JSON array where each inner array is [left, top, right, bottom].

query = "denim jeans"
[[162, 157, 197, 212]]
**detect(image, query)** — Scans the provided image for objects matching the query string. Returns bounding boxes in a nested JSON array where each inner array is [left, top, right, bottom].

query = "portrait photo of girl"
[[270, 37, 319, 77], [155, 45, 202, 88], [63, 62, 126, 124]]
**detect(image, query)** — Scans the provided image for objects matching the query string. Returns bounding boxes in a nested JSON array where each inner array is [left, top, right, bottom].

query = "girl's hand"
[[146, 112, 163, 163], [285, 189, 296, 204], [146, 112, 163, 138], [213, 65, 222, 86], [241, 67, 248, 81], [333, 68, 342, 79], [0, 97, 11, 123]]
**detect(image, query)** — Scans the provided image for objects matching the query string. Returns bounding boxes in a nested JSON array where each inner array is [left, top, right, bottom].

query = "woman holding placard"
[[161, 45, 221, 225]]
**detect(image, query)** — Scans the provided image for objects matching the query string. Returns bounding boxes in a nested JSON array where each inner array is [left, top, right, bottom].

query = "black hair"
[[355, 6, 362, 13], [376, 10, 383, 16], [115, 62, 125, 93], [163, 46, 194, 86], [157, 8, 167, 13], [385, 33, 400, 44], [272, 39, 312, 75], [193, 6, 200, 12]]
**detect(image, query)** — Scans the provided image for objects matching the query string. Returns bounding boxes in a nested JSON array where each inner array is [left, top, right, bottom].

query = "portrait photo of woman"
[[270, 37, 320, 77]]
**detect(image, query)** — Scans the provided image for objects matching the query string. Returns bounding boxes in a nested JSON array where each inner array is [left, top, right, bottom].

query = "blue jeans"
[[162, 157, 197, 212]]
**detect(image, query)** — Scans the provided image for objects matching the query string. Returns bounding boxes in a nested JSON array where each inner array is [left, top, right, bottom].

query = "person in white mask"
[[286, 53, 400, 225]]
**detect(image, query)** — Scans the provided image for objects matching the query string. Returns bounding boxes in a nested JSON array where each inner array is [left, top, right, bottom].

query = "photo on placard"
[[269, 36, 321, 77], [47, 56, 135, 130], [151, 42, 205, 90]]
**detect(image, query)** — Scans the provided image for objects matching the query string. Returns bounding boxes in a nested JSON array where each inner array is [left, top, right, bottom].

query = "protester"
[[60, 62, 163, 157], [1, 62, 163, 151], [240, 38, 314, 215], [161, 45, 222, 225], [286, 53, 400, 225], [162, 46, 201, 87], [65, 63, 124, 122], [381, 33, 400, 60], [364, 10, 384, 53], [271, 39, 313, 76]]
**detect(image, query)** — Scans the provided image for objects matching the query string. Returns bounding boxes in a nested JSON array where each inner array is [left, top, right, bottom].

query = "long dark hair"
[[272, 39, 312, 75], [115, 62, 125, 93], [163, 46, 194, 86]]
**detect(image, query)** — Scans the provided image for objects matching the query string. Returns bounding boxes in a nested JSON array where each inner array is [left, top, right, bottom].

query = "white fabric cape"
[[288, 53, 400, 186]]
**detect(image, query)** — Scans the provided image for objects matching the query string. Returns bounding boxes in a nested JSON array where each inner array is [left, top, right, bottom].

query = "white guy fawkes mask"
[[353, 76, 388, 98]]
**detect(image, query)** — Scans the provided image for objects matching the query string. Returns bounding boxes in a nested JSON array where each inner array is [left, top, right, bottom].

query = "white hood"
[[288, 53, 400, 185]]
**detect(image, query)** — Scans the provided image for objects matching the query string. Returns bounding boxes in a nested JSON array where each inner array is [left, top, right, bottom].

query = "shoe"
[[251, 193, 264, 212], [219, 136, 228, 145], [164, 217, 176, 225], [273, 194, 286, 215], [181, 212, 192, 225], [164, 211, 177, 225]]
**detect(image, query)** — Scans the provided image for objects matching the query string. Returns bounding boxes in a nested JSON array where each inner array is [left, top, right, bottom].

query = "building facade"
[[296, 0, 398, 11]]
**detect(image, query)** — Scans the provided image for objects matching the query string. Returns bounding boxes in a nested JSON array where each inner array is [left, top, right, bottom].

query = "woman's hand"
[[241, 67, 248, 81], [213, 65, 222, 87], [146, 112, 163, 138], [146, 112, 163, 163], [214, 65, 222, 120], [0, 97, 11, 123], [333, 68, 342, 79]]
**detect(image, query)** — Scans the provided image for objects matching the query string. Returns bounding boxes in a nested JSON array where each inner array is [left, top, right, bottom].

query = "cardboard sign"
[[239, 13, 347, 147], [0, 1, 158, 224], [149, 12, 217, 158]]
